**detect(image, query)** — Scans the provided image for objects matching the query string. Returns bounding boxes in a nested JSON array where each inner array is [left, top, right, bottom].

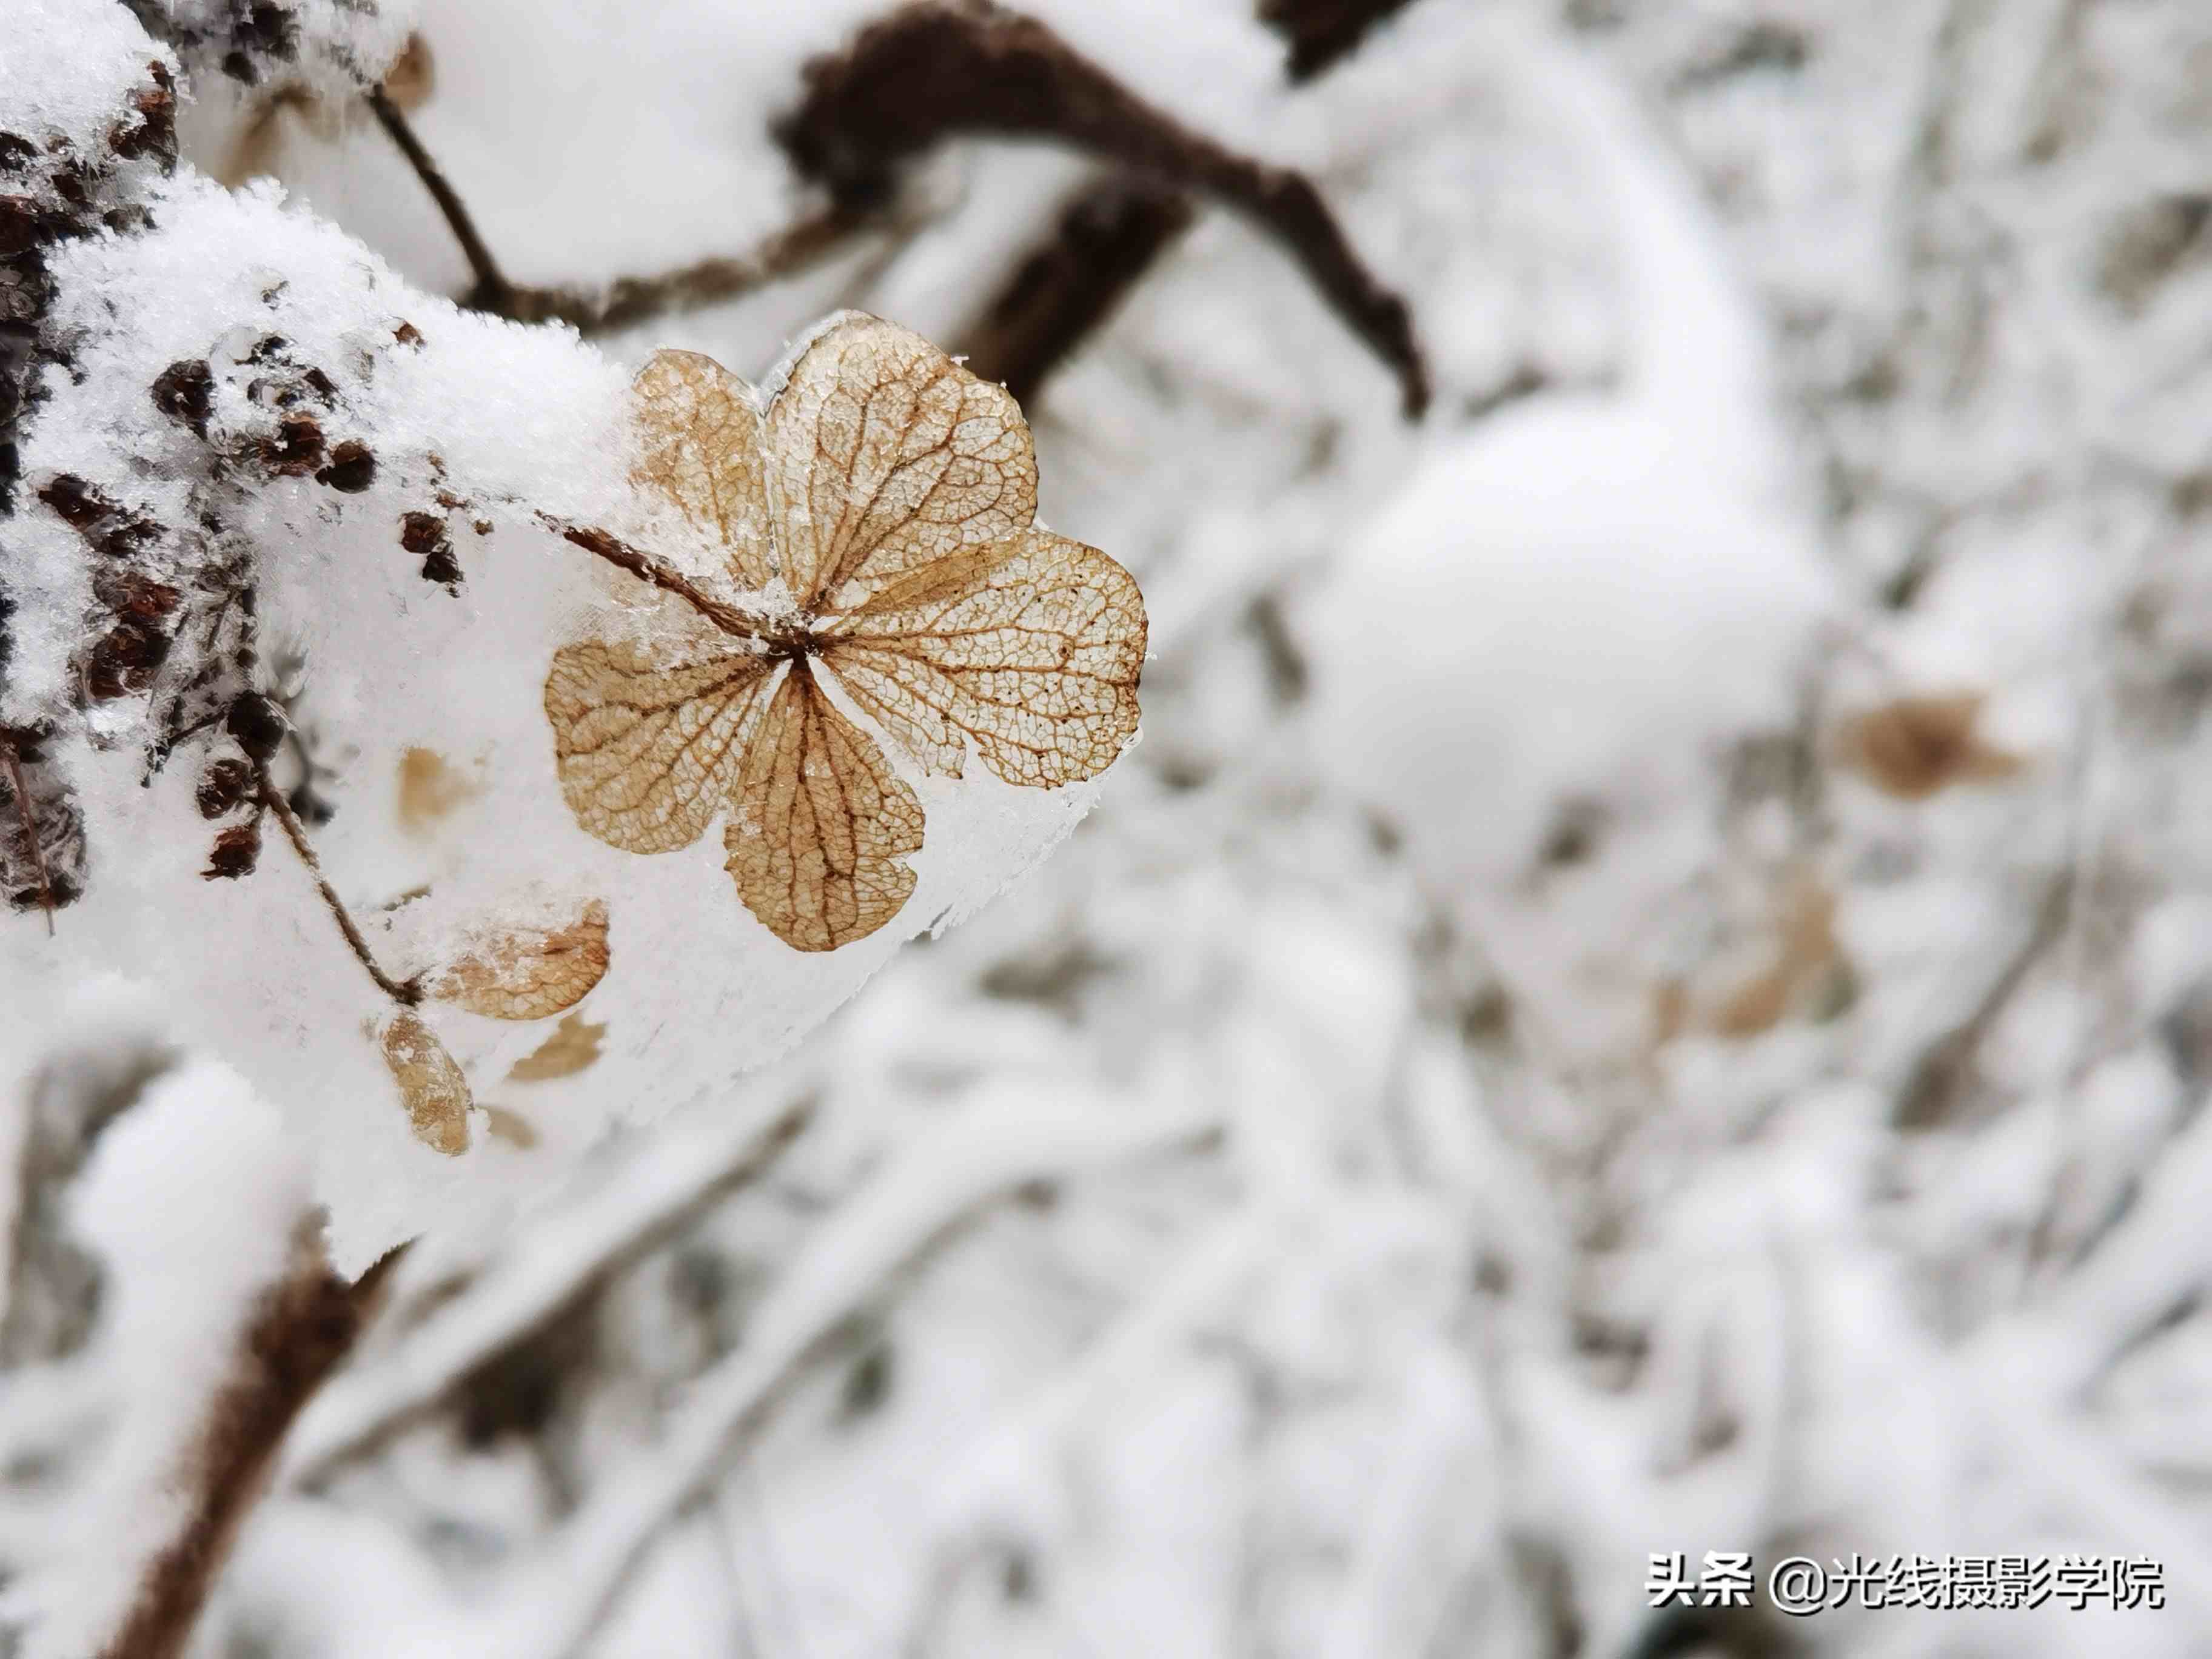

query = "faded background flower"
[[8, 0, 2212, 1655]]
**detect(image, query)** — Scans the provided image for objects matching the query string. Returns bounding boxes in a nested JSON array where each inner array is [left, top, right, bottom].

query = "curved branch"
[[776, 1, 1430, 417]]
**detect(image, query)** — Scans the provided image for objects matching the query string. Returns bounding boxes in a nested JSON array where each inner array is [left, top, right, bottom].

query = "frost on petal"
[[377, 1008, 471, 1157], [724, 663, 924, 952], [629, 349, 777, 592], [823, 531, 1147, 786], [431, 898, 611, 1021], [544, 639, 774, 854], [765, 315, 1037, 609]]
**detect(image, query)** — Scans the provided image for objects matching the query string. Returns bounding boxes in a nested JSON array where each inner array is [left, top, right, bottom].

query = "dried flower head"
[[543, 315, 1146, 951]]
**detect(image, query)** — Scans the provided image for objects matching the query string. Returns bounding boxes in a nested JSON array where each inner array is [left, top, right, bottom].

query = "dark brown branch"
[[366, 79, 870, 334], [2, 737, 53, 933], [492, 205, 866, 335], [956, 174, 1195, 405], [1257, 0, 1423, 82], [776, 0, 1430, 417], [538, 514, 765, 640], [366, 85, 515, 313], [99, 1238, 404, 1659], [259, 775, 421, 1006]]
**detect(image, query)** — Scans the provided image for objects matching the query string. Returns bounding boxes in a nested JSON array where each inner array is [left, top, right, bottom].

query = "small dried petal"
[[431, 899, 611, 1021], [506, 1011, 605, 1082], [395, 747, 477, 832], [378, 1008, 471, 1156]]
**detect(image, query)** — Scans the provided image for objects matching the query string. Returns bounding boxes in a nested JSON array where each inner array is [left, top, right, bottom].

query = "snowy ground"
[[7, 0, 2212, 1654]]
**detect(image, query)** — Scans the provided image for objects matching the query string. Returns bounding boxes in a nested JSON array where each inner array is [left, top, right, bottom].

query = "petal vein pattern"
[[768, 316, 1038, 609], [543, 313, 1144, 953], [724, 664, 925, 952], [825, 531, 1146, 786], [545, 641, 773, 854], [631, 349, 776, 592]]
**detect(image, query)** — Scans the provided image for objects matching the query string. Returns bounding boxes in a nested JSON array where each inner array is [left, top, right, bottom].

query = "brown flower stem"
[[258, 774, 421, 1007], [2, 738, 55, 934], [99, 1237, 406, 1659], [538, 514, 764, 640]]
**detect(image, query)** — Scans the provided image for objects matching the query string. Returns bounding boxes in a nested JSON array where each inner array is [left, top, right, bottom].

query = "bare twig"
[[99, 1238, 405, 1659], [957, 174, 1195, 404], [258, 774, 420, 1006], [366, 81, 871, 334], [1894, 869, 2075, 1130], [493, 205, 867, 335], [536, 514, 763, 638], [366, 85, 514, 312], [776, 1, 1430, 417]]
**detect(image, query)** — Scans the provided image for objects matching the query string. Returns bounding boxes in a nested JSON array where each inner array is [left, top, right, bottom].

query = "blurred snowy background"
[[7, 0, 2212, 1654]]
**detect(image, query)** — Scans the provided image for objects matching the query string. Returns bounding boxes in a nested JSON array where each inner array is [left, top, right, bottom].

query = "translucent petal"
[[631, 349, 776, 591], [765, 315, 1036, 609], [823, 530, 1145, 787], [543, 638, 773, 854], [431, 898, 611, 1021], [723, 663, 924, 951]]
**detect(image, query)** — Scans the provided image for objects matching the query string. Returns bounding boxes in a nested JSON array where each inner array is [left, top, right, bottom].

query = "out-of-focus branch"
[[776, 0, 1431, 417], [283, 1099, 814, 1486], [365, 85, 514, 314], [1256, 0, 1423, 82], [98, 1236, 404, 1659], [469, 1090, 1218, 1659], [491, 206, 868, 334], [1894, 869, 2074, 1130], [366, 85, 873, 335], [956, 174, 1195, 405]]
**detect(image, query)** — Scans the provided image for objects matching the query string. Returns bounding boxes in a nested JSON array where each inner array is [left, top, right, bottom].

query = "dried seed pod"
[[151, 359, 213, 434], [196, 756, 253, 819], [224, 691, 287, 763], [203, 817, 262, 879], [315, 440, 375, 492], [258, 412, 324, 475]]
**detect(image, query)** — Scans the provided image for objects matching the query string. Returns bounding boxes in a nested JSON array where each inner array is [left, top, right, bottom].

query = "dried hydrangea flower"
[[543, 315, 1146, 952]]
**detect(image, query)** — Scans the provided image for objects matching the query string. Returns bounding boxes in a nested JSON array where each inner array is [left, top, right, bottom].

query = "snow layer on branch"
[[138, 0, 419, 101], [2, 0, 172, 153], [7, 169, 1118, 1274], [0, 1057, 306, 1659]]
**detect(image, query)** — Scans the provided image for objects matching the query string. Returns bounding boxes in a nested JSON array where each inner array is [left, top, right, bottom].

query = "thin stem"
[[366, 84, 514, 310], [2, 740, 55, 934], [497, 206, 866, 335], [538, 514, 767, 640], [367, 82, 868, 333], [259, 775, 421, 1006]]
